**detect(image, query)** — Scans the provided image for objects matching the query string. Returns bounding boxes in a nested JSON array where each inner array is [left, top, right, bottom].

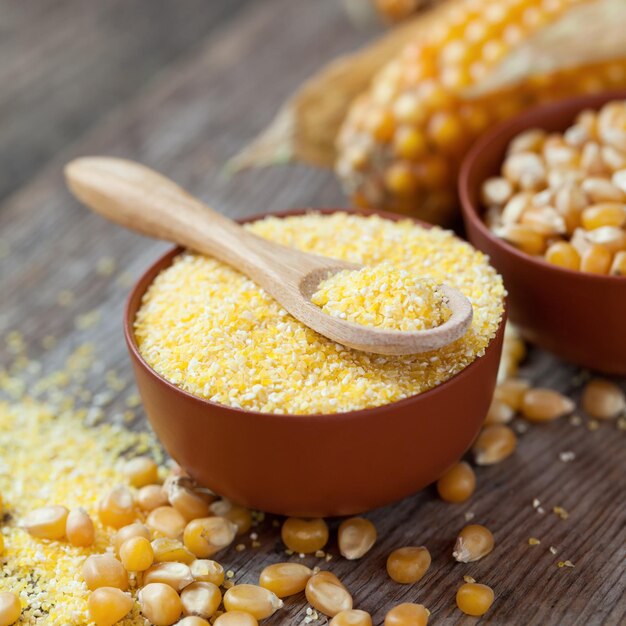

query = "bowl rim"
[[124, 206, 506, 422], [459, 90, 626, 286]]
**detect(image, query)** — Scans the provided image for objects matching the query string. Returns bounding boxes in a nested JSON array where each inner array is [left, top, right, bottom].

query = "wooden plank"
[[0, 0, 624, 624]]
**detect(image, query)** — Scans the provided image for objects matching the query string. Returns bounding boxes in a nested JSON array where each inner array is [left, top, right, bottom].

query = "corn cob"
[[336, 0, 626, 224]]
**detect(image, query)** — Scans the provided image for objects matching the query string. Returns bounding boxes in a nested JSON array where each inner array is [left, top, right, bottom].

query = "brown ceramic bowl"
[[460, 92, 626, 375], [124, 208, 505, 517]]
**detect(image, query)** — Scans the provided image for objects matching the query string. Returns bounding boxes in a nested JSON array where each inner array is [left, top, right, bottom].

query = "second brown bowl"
[[124, 208, 505, 517], [460, 92, 626, 375]]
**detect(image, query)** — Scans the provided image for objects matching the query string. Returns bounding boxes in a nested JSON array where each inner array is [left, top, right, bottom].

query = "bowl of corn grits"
[[460, 92, 626, 375], [125, 208, 506, 517]]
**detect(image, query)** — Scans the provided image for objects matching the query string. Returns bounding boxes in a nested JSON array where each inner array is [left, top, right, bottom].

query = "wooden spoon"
[[64, 157, 472, 355]]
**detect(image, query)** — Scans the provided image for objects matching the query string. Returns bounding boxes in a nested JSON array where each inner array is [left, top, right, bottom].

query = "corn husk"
[[233, 0, 626, 172]]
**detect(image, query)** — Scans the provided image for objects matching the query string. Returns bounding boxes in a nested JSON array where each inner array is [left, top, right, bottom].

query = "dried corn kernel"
[[137, 484, 169, 511], [184, 517, 238, 557], [213, 611, 258, 626], [453, 524, 494, 562], [312, 265, 451, 331], [82, 554, 129, 591], [99, 486, 136, 529], [484, 398, 515, 425], [152, 537, 196, 564], [384, 602, 429, 626], [167, 477, 211, 522], [177, 618, 210, 626], [473, 425, 516, 465], [123, 456, 159, 488], [148, 506, 187, 539], [582, 203, 626, 230], [22, 505, 68, 540], [119, 535, 154, 571], [0, 592, 21, 626], [223, 584, 283, 620], [139, 582, 183, 626], [521, 388, 574, 422], [456, 582, 495, 616], [209, 500, 252, 535], [611, 250, 626, 275], [582, 379, 625, 419], [494, 224, 546, 255], [305, 571, 353, 617], [142, 562, 194, 591], [190, 559, 225, 586], [386, 546, 431, 584], [494, 378, 530, 411], [259, 562, 313, 598], [281, 518, 329, 554], [65, 508, 95, 547], [330, 609, 373, 626], [481, 177, 513, 208], [87, 587, 133, 626], [338, 517, 377, 560], [114, 523, 151, 555], [581, 244, 613, 274], [180, 582, 221, 618], [436, 461, 476, 503], [545, 242, 580, 271]]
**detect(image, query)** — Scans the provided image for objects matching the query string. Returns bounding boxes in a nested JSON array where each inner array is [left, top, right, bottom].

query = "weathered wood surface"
[[1, 1, 624, 624]]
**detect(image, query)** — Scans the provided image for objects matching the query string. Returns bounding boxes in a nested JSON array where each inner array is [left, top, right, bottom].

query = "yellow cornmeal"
[[135, 212, 505, 414], [311, 263, 452, 331]]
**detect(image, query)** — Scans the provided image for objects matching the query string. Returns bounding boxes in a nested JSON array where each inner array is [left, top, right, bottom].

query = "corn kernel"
[[330, 609, 373, 626], [545, 241, 581, 270], [99, 486, 136, 529], [177, 618, 210, 626], [611, 250, 626, 275], [521, 388, 575, 422], [581, 203, 626, 230], [180, 582, 221, 619], [22, 505, 68, 540], [137, 484, 169, 511], [338, 517, 377, 560], [209, 500, 252, 535], [223, 584, 283, 620], [436, 461, 476, 503], [582, 379, 625, 419], [82, 554, 129, 591], [151, 537, 196, 564], [484, 398, 515, 425], [581, 178, 625, 203], [394, 126, 428, 160], [259, 562, 313, 597], [139, 582, 183, 626], [281, 518, 329, 554], [384, 162, 420, 196], [384, 603, 429, 626], [453, 524, 494, 562], [190, 559, 225, 586], [494, 378, 530, 411], [65, 507, 95, 547], [87, 587, 133, 626], [0, 592, 21, 626], [142, 562, 194, 591], [481, 177, 513, 208], [114, 523, 151, 555], [147, 506, 187, 539], [305, 571, 353, 617], [495, 224, 546, 255], [473, 424, 517, 465], [213, 611, 258, 626], [123, 456, 159, 488], [456, 582, 495, 616], [183, 517, 238, 557], [119, 535, 154, 571], [386, 546, 431, 584]]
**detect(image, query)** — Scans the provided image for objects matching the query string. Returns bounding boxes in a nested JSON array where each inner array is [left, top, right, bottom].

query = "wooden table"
[[1, 1, 624, 624]]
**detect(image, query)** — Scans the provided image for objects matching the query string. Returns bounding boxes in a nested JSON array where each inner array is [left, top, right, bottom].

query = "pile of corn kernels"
[[134, 212, 505, 414], [483, 99, 626, 275], [311, 264, 451, 331]]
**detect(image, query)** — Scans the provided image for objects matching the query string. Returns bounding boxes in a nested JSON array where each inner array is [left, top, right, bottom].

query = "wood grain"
[[0, 1, 624, 624]]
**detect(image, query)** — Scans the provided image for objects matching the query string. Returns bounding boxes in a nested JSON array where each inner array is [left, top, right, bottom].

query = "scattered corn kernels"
[[259, 562, 313, 597], [139, 582, 183, 626], [209, 500, 252, 535], [213, 611, 258, 626], [151, 537, 196, 564], [582, 379, 625, 419], [190, 559, 225, 586], [183, 517, 238, 557], [494, 378, 530, 411], [114, 523, 151, 555], [167, 477, 211, 521], [456, 582, 495, 616], [22, 505, 68, 540], [223, 584, 283, 620], [386, 546, 431, 584], [147, 506, 187, 539], [305, 571, 353, 617], [522, 388, 575, 422], [137, 484, 169, 511], [65, 508, 95, 547], [330, 609, 373, 626], [281, 518, 329, 554], [338, 517, 377, 560], [123, 456, 159, 488], [384, 602, 429, 626], [87, 587, 133, 626], [453, 524, 495, 562], [82, 554, 129, 591], [99, 486, 136, 529], [119, 535, 154, 571], [436, 462, 476, 503], [472, 425, 517, 465], [180, 581, 222, 618], [142, 562, 195, 591], [0, 592, 21, 626]]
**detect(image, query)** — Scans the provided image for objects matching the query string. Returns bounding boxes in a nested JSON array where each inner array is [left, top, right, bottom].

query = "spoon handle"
[[64, 157, 271, 271]]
